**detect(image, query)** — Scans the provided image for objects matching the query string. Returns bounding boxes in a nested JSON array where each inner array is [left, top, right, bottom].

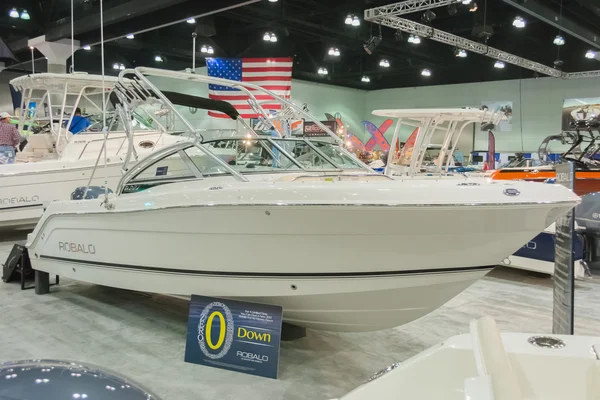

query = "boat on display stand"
[[0, 72, 186, 228], [335, 315, 600, 399], [27, 67, 579, 332]]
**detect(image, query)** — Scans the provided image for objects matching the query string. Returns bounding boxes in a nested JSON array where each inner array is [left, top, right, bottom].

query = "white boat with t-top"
[[0, 72, 184, 228], [27, 67, 579, 332]]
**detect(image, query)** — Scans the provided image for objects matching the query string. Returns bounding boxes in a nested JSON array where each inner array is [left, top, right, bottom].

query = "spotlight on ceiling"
[[585, 50, 596, 59], [352, 16, 360, 26], [201, 45, 208, 53], [187, 18, 196, 24], [334, 48, 340, 56], [263, 32, 271, 41], [421, 10, 436, 23], [270, 33, 278, 42], [345, 14, 352, 25], [328, 47, 335, 56], [119, 64, 125, 70], [408, 35, 421, 44], [268, 0, 278, 2], [318, 67, 328, 75], [9, 8, 19, 18], [553, 35, 565, 46], [462, 0, 472, 4], [82, 45, 91, 50], [20, 9, 30, 20], [112, 63, 120, 70], [154, 55, 164, 62], [379, 59, 390, 68], [455, 49, 467, 58], [421, 68, 431, 77], [126, 34, 134, 39], [361, 76, 370, 83], [512, 16, 525, 28], [207, 46, 214, 54], [363, 35, 382, 55], [494, 60, 505, 69]]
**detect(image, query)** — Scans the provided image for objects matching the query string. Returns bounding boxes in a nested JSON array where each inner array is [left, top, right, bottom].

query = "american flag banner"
[[206, 57, 293, 119]]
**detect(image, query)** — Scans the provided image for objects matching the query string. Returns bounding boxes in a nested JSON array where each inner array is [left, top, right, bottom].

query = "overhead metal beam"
[[364, 0, 461, 17], [502, 0, 600, 50]]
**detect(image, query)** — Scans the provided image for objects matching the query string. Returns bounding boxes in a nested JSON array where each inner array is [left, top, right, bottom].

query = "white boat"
[[27, 67, 579, 332], [0, 72, 184, 228], [336, 316, 600, 399]]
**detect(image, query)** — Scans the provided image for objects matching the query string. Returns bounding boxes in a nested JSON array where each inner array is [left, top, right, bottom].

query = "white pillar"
[[28, 35, 80, 74]]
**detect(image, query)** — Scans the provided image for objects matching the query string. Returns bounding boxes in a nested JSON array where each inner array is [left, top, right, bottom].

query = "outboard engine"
[[575, 192, 600, 272], [71, 186, 113, 200]]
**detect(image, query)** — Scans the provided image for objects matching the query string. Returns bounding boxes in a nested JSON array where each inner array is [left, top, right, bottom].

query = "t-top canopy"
[[373, 107, 500, 122], [10, 72, 121, 94]]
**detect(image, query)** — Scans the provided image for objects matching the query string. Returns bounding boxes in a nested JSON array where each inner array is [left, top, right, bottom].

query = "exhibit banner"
[[553, 162, 575, 335], [562, 97, 600, 130], [480, 101, 513, 132], [184, 295, 283, 379], [303, 120, 337, 137]]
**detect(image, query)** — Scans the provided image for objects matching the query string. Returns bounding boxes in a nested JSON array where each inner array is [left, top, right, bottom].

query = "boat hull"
[[491, 169, 600, 196], [28, 199, 573, 332]]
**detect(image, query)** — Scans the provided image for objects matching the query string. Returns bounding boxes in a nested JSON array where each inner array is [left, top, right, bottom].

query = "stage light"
[[345, 15, 352, 25], [361, 76, 370, 82], [585, 50, 596, 59], [553, 35, 565, 46], [126, 34, 134, 39], [512, 16, 525, 28], [83, 45, 91, 50], [154, 55, 164, 62], [352, 16, 360, 26], [421, 68, 431, 76], [494, 60, 505, 68], [20, 9, 30, 20], [9, 8, 19, 18], [201, 45, 208, 53], [379, 59, 390, 67], [187, 18, 196, 24], [207, 46, 214, 54], [455, 49, 467, 58], [363, 35, 382, 55]]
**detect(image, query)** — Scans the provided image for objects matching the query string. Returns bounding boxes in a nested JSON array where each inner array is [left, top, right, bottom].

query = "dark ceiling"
[[1, 0, 600, 90]]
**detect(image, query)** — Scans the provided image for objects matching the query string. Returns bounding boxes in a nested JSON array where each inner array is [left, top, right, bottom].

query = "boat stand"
[[1, 244, 58, 292], [281, 322, 306, 341]]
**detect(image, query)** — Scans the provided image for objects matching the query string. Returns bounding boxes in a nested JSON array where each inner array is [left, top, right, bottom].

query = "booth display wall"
[[0, 70, 27, 113], [149, 67, 367, 141], [364, 76, 600, 153]]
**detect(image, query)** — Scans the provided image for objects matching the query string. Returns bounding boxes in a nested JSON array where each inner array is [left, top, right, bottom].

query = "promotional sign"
[[562, 97, 600, 131], [303, 120, 337, 137], [553, 162, 575, 335], [184, 295, 283, 379]]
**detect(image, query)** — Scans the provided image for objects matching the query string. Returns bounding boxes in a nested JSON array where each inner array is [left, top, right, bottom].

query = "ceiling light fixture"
[[9, 8, 19, 18], [586, 50, 597, 59], [408, 35, 421, 44], [345, 14, 352, 25], [352, 16, 360, 26], [207, 46, 214, 54], [154, 55, 164, 62], [263, 32, 271, 41], [512, 16, 525, 28], [328, 47, 335, 56], [268, 0, 279, 2], [494, 60, 505, 68], [328, 47, 340, 56], [318, 67, 328, 75], [455, 49, 467, 58], [421, 68, 431, 76], [363, 35, 382, 54], [20, 9, 30, 20], [82, 45, 91, 50], [361, 76, 370, 83], [553, 35, 565, 46], [379, 59, 390, 67], [201, 45, 208, 53], [334, 48, 340, 56], [126, 34, 134, 39], [186, 18, 196, 24], [119, 64, 125, 70], [462, 0, 472, 4], [112, 63, 120, 70], [270, 33, 278, 42]]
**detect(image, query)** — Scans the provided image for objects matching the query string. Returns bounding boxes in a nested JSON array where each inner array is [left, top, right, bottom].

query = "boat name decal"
[[0, 195, 40, 205], [58, 242, 96, 254]]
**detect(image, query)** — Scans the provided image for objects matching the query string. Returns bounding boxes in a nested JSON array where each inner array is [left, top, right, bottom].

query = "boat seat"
[[466, 316, 524, 400], [15, 133, 57, 162]]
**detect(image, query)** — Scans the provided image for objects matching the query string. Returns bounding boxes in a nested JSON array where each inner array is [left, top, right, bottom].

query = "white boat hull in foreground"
[[27, 178, 578, 332], [337, 316, 600, 399]]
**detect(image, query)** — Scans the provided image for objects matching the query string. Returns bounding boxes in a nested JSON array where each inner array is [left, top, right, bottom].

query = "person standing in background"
[[0, 112, 24, 164]]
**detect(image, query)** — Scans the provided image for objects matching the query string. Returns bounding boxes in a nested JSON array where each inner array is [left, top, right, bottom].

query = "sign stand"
[[553, 162, 575, 335]]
